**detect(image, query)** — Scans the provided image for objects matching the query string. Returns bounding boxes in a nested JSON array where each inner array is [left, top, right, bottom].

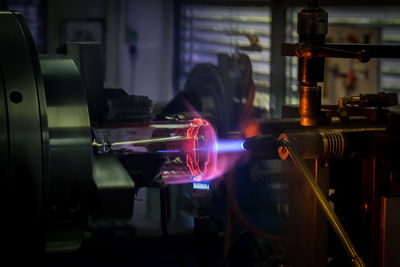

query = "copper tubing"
[[299, 85, 321, 126], [278, 137, 366, 267]]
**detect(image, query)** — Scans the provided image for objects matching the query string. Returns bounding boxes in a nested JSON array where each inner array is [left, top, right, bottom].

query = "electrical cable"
[[223, 205, 234, 256], [159, 188, 185, 267], [239, 54, 256, 132], [220, 231, 263, 267], [225, 171, 282, 241], [220, 231, 250, 267], [223, 53, 282, 243]]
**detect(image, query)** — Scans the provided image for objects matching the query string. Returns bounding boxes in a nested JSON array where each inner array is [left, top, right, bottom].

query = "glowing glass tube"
[[93, 118, 217, 184]]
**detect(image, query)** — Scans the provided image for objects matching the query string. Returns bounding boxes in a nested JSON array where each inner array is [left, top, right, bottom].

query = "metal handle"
[[282, 43, 400, 62], [278, 137, 366, 267], [282, 43, 371, 63]]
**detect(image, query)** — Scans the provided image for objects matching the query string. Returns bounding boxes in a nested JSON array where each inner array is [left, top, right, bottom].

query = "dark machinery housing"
[[0, 11, 136, 261]]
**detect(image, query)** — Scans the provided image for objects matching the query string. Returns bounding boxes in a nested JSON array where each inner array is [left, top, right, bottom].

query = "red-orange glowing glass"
[[93, 118, 217, 184]]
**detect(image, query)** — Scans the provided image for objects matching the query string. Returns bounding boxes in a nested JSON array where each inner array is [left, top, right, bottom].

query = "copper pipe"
[[278, 137, 366, 267]]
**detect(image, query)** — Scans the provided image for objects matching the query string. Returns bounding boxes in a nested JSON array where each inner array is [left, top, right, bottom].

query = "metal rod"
[[279, 137, 366, 267], [92, 136, 188, 147], [111, 136, 188, 146]]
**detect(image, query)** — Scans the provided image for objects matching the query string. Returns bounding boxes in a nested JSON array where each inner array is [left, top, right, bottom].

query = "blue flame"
[[215, 139, 246, 153], [157, 149, 180, 153], [193, 182, 210, 190]]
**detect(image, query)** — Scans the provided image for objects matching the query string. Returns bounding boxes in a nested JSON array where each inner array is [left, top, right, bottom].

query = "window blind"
[[286, 7, 400, 104], [6, 0, 46, 53], [180, 5, 271, 109]]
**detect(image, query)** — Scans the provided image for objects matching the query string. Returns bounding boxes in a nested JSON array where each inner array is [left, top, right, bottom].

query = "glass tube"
[[93, 118, 217, 184]]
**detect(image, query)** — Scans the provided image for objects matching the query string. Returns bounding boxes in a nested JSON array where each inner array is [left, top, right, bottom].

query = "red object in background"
[[343, 70, 357, 91], [347, 34, 359, 44], [243, 120, 261, 138]]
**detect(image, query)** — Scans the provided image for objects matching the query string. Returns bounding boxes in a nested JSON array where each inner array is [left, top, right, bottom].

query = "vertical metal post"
[[270, 4, 286, 118]]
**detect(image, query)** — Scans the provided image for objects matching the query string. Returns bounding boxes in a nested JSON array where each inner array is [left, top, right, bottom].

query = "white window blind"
[[180, 5, 271, 108]]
